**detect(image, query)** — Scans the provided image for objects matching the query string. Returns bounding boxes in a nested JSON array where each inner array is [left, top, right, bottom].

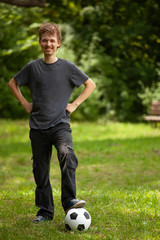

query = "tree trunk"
[[0, 0, 46, 8]]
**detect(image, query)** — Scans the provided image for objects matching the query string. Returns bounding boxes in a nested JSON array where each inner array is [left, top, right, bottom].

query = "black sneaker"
[[32, 215, 51, 223], [65, 199, 86, 213]]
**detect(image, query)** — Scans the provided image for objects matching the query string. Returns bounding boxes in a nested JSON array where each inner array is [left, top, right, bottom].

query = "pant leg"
[[30, 129, 54, 219], [52, 123, 78, 211]]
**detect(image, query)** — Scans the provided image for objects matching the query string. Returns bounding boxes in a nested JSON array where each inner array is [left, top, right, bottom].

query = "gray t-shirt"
[[14, 58, 89, 129]]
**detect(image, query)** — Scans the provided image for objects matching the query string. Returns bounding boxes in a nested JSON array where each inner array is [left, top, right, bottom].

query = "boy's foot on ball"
[[65, 199, 86, 213]]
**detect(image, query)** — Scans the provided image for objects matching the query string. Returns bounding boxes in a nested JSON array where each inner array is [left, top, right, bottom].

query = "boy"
[[8, 22, 96, 223]]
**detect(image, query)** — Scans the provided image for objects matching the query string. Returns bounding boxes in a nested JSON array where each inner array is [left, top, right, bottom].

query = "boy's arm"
[[66, 78, 96, 114], [8, 78, 32, 114]]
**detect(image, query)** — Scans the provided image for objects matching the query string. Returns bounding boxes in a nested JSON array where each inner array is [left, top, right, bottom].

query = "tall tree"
[[0, 0, 45, 7]]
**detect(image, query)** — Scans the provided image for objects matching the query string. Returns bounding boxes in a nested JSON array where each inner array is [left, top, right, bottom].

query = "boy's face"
[[39, 32, 61, 56]]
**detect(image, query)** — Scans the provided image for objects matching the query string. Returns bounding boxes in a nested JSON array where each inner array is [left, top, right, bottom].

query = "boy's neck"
[[43, 55, 58, 64]]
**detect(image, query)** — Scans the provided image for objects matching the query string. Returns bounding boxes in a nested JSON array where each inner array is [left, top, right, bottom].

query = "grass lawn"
[[0, 120, 160, 240]]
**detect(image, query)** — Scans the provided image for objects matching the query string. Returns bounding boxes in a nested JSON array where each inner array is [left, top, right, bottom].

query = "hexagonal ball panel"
[[65, 224, 71, 231], [84, 211, 90, 219], [70, 212, 78, 220], [77, 224, 85, 231]]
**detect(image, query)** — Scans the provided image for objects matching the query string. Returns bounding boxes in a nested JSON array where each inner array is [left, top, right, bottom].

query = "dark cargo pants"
[[29, 123, 78, 220]]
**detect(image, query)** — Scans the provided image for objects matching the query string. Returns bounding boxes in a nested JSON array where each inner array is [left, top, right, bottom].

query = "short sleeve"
[[14, 63, 30, 87], [70, 64, 89, 88]]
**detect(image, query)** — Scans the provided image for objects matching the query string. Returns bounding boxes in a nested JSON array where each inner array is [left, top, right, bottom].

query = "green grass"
[[0, 120, 160, 240]]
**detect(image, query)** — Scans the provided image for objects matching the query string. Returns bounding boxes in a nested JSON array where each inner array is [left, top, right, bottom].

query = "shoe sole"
[[65, 200, 86, 213]]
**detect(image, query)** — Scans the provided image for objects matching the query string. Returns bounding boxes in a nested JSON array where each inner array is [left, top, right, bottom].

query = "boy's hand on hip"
[[66, 102, 78, 115], [24, 102, 33, 114]]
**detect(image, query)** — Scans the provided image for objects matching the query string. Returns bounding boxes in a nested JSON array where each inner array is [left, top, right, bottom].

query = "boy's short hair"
[[39, 22, 62, 44]]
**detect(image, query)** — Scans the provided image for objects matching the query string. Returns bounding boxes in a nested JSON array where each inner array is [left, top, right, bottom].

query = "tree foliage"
[[0, 0, 160, 121], [0, 3, 42, 118], [67, 0, 160, 121], [0, 0, 45, 7]]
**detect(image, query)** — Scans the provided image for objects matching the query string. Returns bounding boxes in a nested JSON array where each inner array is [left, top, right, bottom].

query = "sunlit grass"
[[0, 120, 160, 239]]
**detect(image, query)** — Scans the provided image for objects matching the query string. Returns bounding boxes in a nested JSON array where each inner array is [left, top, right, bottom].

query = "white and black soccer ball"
[[64, 208, 91, 232]]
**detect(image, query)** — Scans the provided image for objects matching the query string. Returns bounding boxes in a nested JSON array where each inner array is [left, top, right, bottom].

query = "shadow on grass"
[[1, 134, 160, 157], [0, 142, 31, 158], [0, 135, 160, 191]]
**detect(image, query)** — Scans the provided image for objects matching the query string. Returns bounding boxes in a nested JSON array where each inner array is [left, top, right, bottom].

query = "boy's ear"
[[58, 40, 61, 47]]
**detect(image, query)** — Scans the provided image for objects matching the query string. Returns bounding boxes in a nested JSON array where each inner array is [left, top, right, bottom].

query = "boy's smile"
[[39, 32, 61, 56]]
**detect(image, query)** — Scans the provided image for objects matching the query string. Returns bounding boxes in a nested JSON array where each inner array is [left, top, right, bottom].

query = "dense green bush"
[[69, 0, 160, 121], [139, 81, 160, 113], [0, 4, 42, 118], [1, 1, 160, 121]]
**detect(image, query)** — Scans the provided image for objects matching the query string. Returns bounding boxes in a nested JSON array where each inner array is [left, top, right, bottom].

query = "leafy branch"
[[0, 0, 45, 8]]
